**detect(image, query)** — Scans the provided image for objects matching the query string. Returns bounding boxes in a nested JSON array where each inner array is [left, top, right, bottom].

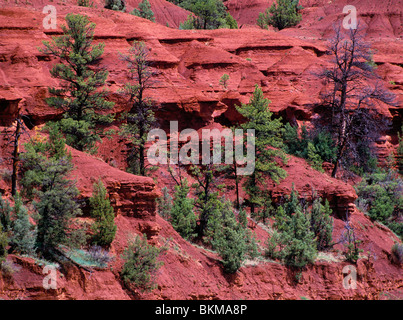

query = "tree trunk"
[[11, 119, 21, 197]]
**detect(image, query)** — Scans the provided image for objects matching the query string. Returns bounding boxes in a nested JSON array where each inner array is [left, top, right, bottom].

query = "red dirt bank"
[[0, 0, 402, 300]]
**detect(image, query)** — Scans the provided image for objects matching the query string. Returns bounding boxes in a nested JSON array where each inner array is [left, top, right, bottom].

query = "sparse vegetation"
[[219, 73, 230, 90], [130, 0, 155, 22], [39, 14, 114, 154], [120, 234, 165, 293], [89, 180, 117, 247], [391, 243, 403, 265], [355, 170, 402, 239], [257, 0, 302, 30], [104, 0, 125, 11]]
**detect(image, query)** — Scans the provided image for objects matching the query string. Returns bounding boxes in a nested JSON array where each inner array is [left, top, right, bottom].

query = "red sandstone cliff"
[[0, 0, 402, 300]]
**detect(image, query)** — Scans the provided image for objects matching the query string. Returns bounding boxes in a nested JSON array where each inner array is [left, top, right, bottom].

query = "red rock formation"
[[0, 0, 402, 300]]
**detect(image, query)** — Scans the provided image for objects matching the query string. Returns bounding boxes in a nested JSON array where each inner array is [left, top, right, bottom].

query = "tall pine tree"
[[171, 179, 196, 240], [236, 85, 287, 215], [40, 14, 114, 153], [89, 180, 117, 247]]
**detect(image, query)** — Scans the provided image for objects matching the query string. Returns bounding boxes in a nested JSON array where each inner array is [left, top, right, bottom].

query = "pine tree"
[[306, 142, 323, 171], [212, 200, 258, 273], [105, 0, 126, 11], [20, 128, 83, 258], [0, 194, 12, 232], [179, 0, 228, 30], [257, 0, 301, 30], [191, 165, 223, 239], [283, 206, 317, 268], [89, 180, 117, 247], [9, 193, 36, 256], [39, 14, 114, 153], [171, 179, 196, 240], [225, 12, 238, 29], [0, 224, 8, 264], [265, 205, 291, 260], [120, 234, 164, 293], [156, 187, 173, 221], [131, 0, 155, 22], [236, 85, 287, 215], [284, 184, 299, 216], [310, 198, 333, 251], [219, 73, 230, 90], [238, 207, 248, 229]]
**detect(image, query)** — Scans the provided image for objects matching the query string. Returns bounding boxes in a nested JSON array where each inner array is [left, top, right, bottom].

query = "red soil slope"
[[0, 1, 402, 300]]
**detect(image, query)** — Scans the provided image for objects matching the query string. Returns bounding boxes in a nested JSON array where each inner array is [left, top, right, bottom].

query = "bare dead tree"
[[317, 24, 396, 177], [119, 41, 158, 176]]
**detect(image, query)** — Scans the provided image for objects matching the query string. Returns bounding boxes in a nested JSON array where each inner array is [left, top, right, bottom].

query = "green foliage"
[[9, 193, 36, 256], [225, 12, 238, 29], [20, 130, 83, 258], [252, 196, 275, 224], [283, 207, 317, 268], [0, 225, 8, 264], [0, 194, 12, 232], [48, 119, 101, 155], [157, 187, 173, 221], [236, 85, 287, 214], [310, 198, 333, 251], [391, 243, 403, 265], [306, 142, 323, 171], [397, 126, 403, 175], [179, 14, 198, 30], [257, 0, 302, 30], [119, 41, 157, 176], [284, 185, 299, 216], [211, 199, 259, 273], [238, 207, 248, 229], [171, 179, 196, 240], [266, 197, 318, 269], [78, 0, 93, 7], [120, 234, 165, 293], [177, 0, 228, 29], [104, 0, 126, 11], [130, 0, 155, 22], [39, 14, 114, 153], [355, 170, 402, 239], [283, 123, 337, 171], [219, 73, 230, 89], [190, 165, 224, 240], [89, 180, 117, 247]]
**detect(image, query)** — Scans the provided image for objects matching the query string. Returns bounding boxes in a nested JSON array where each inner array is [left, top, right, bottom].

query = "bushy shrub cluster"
[[120, 234, 166, 293], [130, 0, 155, 22], [257, 0, 302, 30], [173, 0, 237, 30], [283, 123, 337, 171], [355, 170, 403, 239], [265, 187, 335, 272]]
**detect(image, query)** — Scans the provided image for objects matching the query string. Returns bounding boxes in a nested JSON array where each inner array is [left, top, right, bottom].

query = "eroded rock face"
[[0, 0, 402, 300], [268, 153, 358, 217], [68, 146, 161, 241], [1, 1, 400, 135]]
